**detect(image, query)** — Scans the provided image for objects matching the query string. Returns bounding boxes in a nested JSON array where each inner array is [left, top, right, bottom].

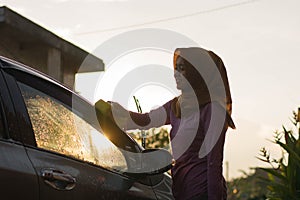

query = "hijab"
[[171, 47, 235, 129]]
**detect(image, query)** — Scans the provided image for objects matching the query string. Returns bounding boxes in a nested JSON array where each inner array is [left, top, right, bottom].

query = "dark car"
[[0, 56, 174, 200]]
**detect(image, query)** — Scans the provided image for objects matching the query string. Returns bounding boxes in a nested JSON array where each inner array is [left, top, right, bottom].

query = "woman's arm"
[[95, 99, 171, 131], [127, 103, 170, 130]]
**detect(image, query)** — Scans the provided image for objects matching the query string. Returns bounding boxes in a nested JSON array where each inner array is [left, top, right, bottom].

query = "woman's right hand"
[[108, 101, 128, 118]]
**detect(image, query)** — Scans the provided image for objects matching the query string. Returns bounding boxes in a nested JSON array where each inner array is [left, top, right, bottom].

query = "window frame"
[[0, 71, 9, 140], [0, 96, 7, 139], [0, 69, 24, 142]]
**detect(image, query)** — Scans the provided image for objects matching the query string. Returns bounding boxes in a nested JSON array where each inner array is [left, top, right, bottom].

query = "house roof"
[[0, 6, 104, 73]]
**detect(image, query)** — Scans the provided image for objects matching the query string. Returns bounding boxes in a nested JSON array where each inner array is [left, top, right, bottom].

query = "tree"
[[227, 169, 268, 200]]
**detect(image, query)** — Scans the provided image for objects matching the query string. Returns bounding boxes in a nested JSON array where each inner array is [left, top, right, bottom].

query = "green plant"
[[257, 108, 300, 200]]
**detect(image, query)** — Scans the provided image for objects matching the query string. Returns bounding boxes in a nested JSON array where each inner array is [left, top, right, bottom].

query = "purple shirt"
[[128, 99, 227, 200]]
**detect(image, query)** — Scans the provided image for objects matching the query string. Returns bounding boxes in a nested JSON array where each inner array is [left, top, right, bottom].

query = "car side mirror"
[[140, 148, 173, 175]]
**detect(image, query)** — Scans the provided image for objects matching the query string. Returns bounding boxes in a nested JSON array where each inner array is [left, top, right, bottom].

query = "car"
[[0, 56, 174, 200]]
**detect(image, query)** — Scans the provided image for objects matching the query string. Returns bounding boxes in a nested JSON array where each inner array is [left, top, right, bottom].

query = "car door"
[[0, 69, 39, 200], [2, 64, 158, 200]]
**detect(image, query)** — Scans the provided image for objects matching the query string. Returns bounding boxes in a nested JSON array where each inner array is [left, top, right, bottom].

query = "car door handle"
[[41, 169, 76, 191]]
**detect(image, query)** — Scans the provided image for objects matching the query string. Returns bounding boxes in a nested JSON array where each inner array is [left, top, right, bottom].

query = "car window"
[[17, 82, 128, 172]]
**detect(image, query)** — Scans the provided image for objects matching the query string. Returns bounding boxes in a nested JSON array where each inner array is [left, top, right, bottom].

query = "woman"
[[95, 47, 235, 200]]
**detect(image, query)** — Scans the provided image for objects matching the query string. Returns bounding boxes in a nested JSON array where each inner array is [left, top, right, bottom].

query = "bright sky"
[[2, 0, 300, 179]]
